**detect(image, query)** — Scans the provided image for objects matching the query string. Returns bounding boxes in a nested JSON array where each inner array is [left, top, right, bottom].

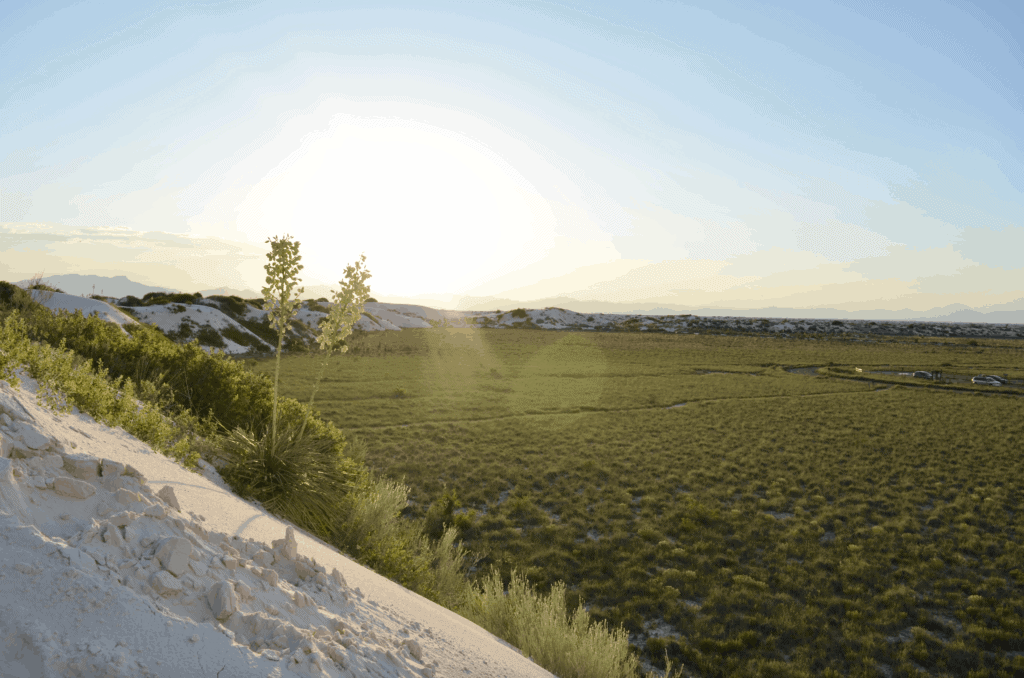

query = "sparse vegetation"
[[2, 276, 1021, 678], [247, 326, 1023, 677]]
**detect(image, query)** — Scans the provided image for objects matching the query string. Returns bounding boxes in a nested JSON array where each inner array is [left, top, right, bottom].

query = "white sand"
[[0, 367, 553, 678]]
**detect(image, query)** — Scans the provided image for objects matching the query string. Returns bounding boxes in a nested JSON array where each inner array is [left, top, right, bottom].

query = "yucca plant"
[[260, 233, 306, 447], [214, 412, 359, 542], [299, 252, 371, 438], [209, 234, 372, 539]]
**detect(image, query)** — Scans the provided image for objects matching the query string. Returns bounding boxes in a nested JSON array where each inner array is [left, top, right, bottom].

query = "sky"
[[2, 0, 1023, 317]]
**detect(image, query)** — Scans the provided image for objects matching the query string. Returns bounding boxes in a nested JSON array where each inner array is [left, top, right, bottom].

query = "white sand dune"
[[0, 365, 554, 678], [25, 291, 1024, 361]]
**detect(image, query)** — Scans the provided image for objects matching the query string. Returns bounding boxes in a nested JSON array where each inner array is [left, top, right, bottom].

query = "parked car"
[[913, 371, 932, 379], [982, 375, 1009, 384], [972, 376, 1000, 385]]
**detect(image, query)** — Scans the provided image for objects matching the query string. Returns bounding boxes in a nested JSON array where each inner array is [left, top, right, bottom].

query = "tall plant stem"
[[271, 329, 284, 446], [297, 355, 330, 440]]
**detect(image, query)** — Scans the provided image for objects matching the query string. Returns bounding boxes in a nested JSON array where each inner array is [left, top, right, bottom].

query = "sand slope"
[[0, 367, 552, 678]]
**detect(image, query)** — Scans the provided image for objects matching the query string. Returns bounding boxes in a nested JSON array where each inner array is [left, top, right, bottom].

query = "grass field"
[[230, 327, 1024, 677]]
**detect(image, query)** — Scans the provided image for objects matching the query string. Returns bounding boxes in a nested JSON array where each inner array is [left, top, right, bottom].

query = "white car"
[[972, 376, 1000, 385], [913, 371, 932, 379], [982, 375, 1009, 384]]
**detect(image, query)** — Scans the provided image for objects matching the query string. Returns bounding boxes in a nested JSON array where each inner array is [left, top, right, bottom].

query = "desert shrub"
[[423, 485, 463, 541], [0, 310, 206, 470], [0, 282, 40, 316], [511, 308, 528, 318], [166, 319, 193, 341], [140, 291, 200, 305], [458, 567, 643, 678], [366, 297, 378, 303], [504, 496, 550, 528], [232, 315, 280, 346], [194, 325, 226, 348], [17, 304, 347, 468], [120, 295, 143, 306], [27, 283, 65, 294], [305, 300, 329, 314], [220, 325, 268, 349], [206, 295, 251, 317]]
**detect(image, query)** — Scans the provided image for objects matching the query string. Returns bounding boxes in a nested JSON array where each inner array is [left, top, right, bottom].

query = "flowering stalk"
[[261, 234, 305, 447], [299, 253, 372, 439]]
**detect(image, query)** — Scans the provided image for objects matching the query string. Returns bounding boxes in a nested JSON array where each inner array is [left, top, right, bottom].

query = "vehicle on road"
[[913, 371, 933, 379], [982, 375, 1009, 384], [972, 376, 1001, 385]]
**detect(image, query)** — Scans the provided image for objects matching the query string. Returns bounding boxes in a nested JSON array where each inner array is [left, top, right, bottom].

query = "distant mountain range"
[[11, 273, 1024, 323], [13, 274, 257, 301], [417, 294, 1024, 324]]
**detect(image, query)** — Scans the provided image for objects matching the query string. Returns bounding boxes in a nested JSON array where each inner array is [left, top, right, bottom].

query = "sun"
[[237, 112, 559, 294]]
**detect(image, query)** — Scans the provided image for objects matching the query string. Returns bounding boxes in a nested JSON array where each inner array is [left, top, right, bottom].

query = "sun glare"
[[238, 115, 561, 294]]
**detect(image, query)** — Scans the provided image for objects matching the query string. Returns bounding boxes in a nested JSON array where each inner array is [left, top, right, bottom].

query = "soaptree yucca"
[[261, 233, 305, 447], [298, 252, 371, 438], [212, 234, 371, 542]]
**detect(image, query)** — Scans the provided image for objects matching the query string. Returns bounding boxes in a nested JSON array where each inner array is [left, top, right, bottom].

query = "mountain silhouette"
[[14, 274, 258, 300]]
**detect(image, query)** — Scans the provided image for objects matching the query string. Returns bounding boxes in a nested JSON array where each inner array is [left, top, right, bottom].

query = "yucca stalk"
[[299, 253, 372, 439], [260, 234, 305, 448]]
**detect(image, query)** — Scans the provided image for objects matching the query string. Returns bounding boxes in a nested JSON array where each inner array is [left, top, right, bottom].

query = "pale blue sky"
[[2, 0, 1022, 315]]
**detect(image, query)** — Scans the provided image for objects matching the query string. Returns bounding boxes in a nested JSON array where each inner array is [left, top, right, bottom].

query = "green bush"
[[14, 304, 342, 465], [141, 291, 201, 305], [220, 324, 268, 349], [27, 283, 65, 294], [0, 311, 206, 470], [194, 325, 227, 348], [305, 300, 329, 314], [328, 474, 476, 608], [423, 485, 463, 541], [205, 295, 251, 317], [458, 567, 646, 678], [0, 282, 43, 318]]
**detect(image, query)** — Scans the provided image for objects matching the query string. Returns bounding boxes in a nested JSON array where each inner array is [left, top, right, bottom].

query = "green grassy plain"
[[237, 327, 1024, 677]]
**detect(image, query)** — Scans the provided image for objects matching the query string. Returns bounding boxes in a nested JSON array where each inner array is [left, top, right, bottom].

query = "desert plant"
[[215, 413, 358, 542], [0, 282, 38, 316], [22, 272, 61, 304], [299, 252, 371, 438], [458, 567, 649, 678], [219, 325, 267, 349], [260, 233, 305, 447], [195, 325, 226, 348], [206, 295, 250, 317], [423, 485, 463, 541]]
